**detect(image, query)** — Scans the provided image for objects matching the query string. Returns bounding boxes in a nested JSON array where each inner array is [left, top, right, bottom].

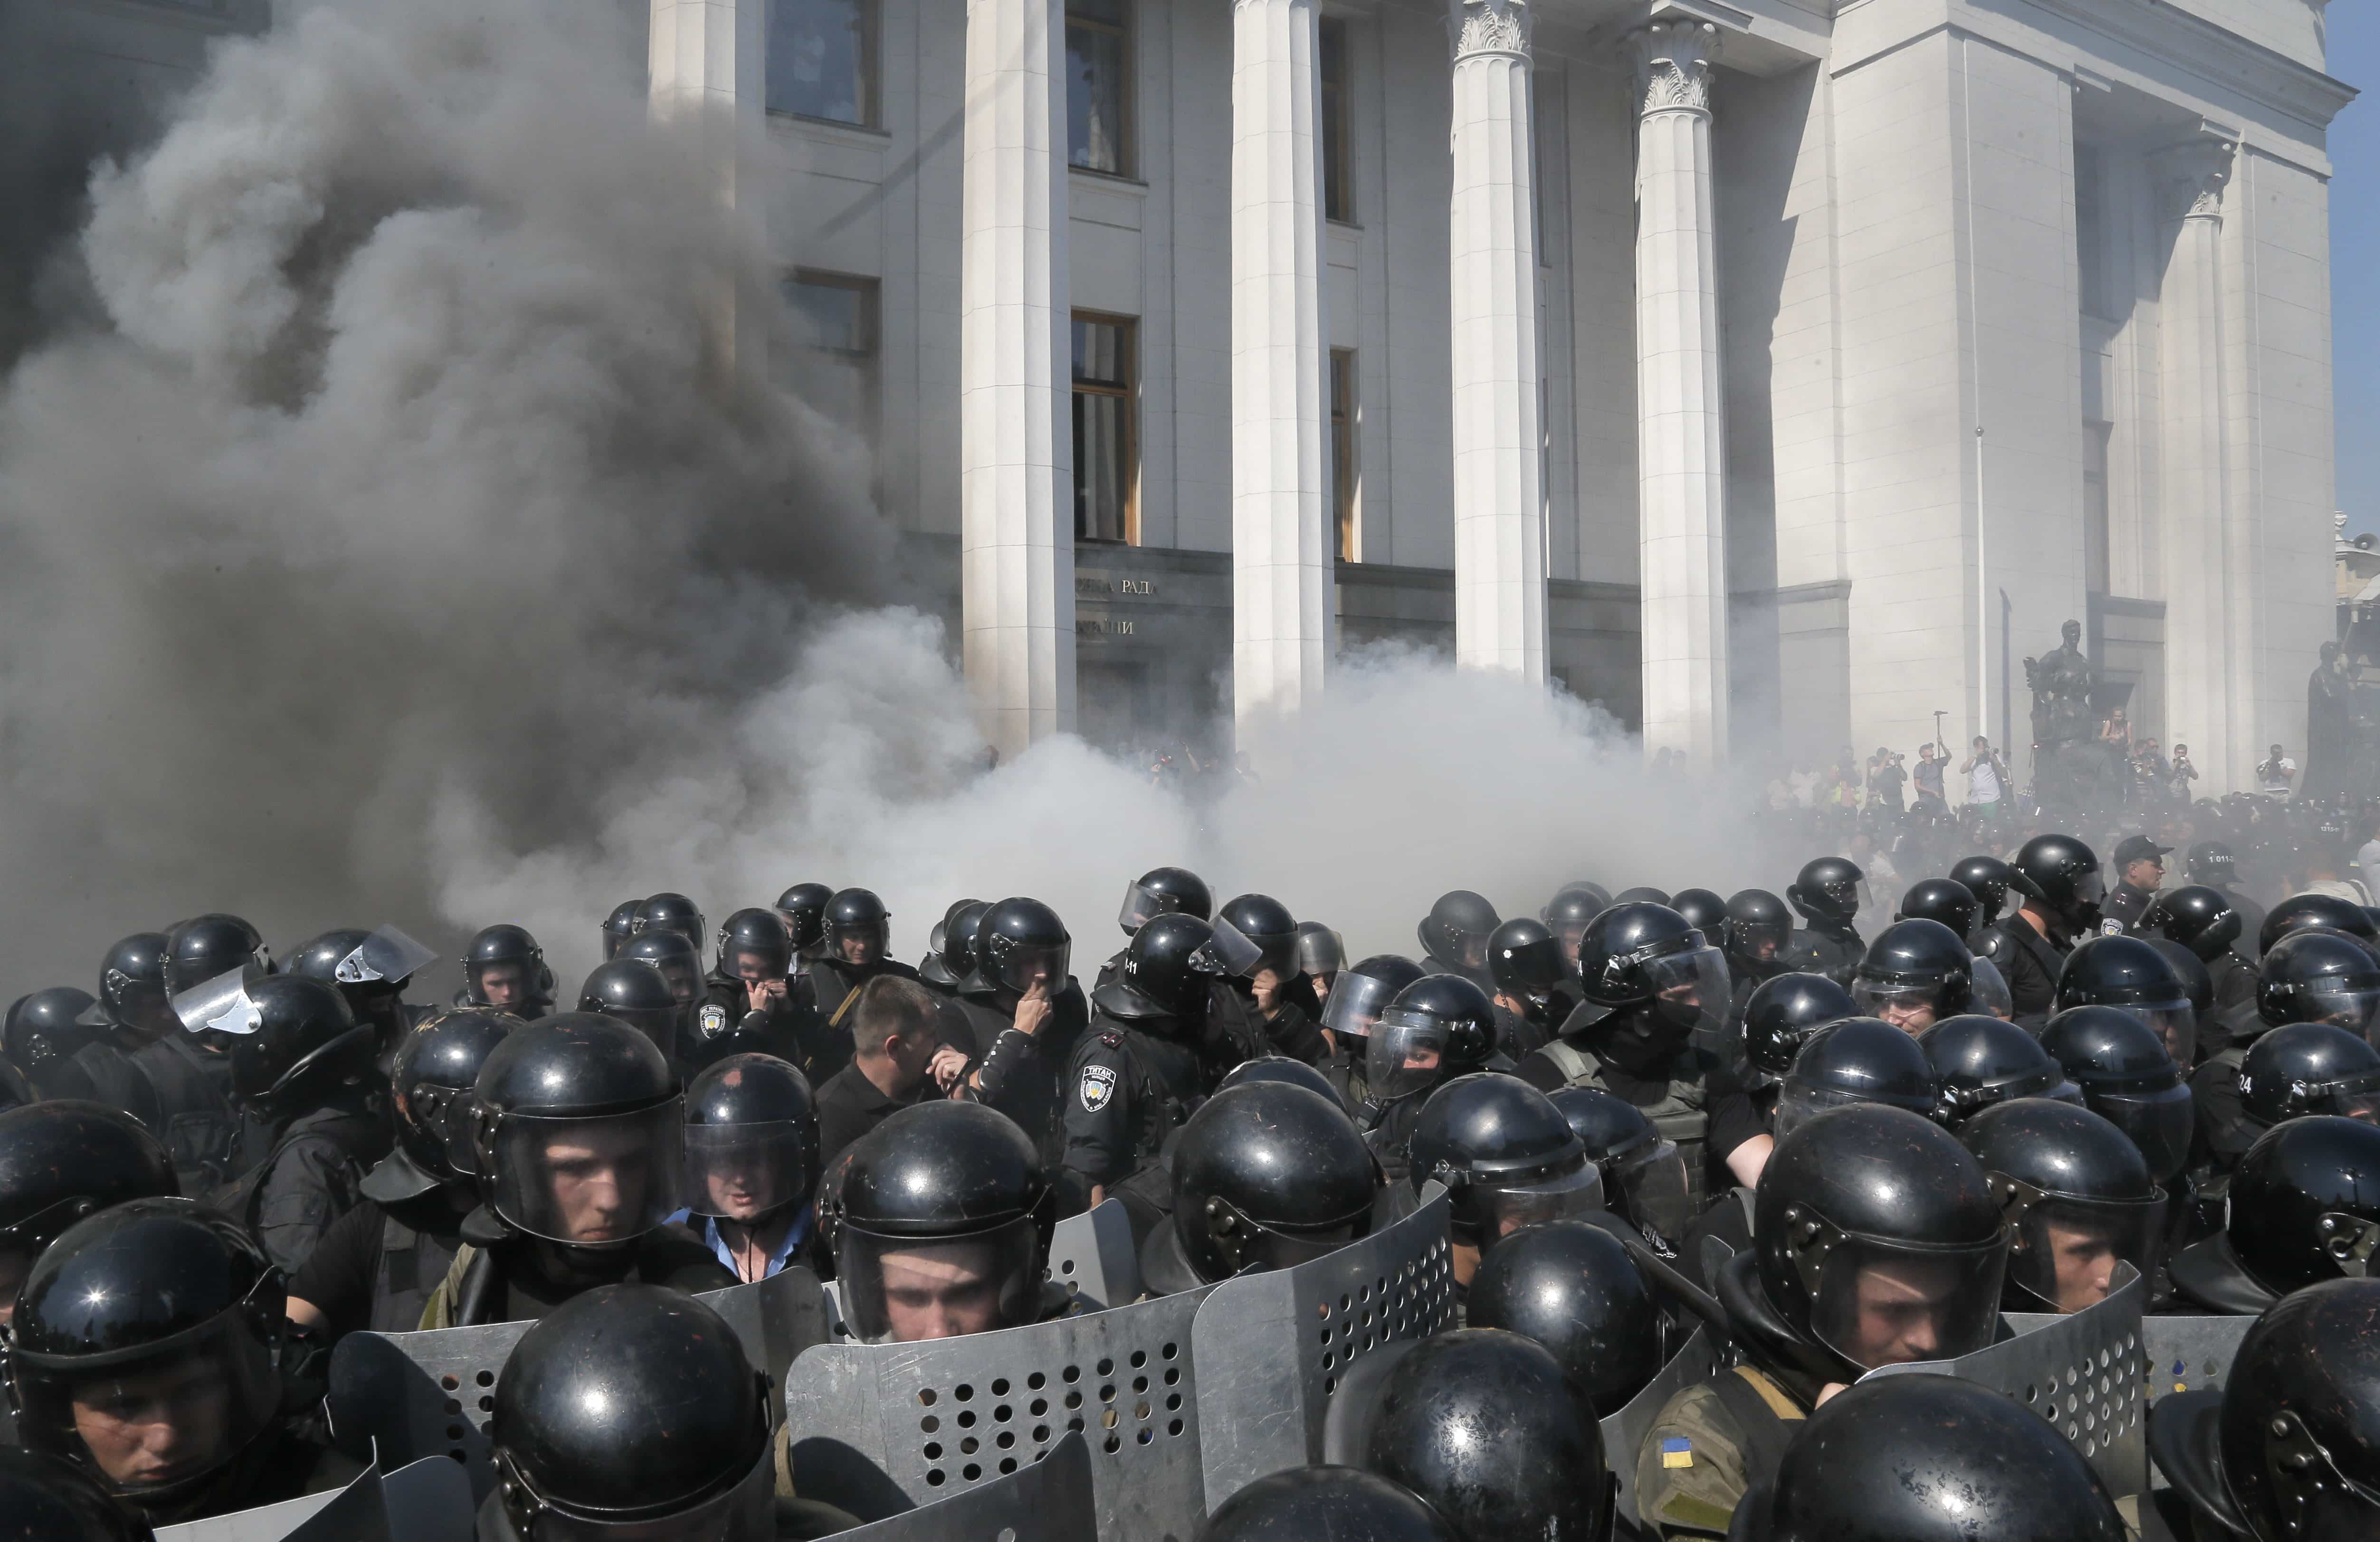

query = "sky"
[[2332, 6, 2378, 537]]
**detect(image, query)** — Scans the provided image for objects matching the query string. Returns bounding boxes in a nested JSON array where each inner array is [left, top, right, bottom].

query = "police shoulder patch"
[[1079, 1063, 1119, 1113], [696, 1003, 730, 1039]]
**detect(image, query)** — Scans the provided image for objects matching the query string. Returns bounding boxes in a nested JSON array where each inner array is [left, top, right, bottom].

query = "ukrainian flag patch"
[[1660, 1437, 1693, 1469]]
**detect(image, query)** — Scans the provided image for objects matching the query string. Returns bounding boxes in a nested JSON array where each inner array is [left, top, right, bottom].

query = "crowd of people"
[[5, 813, 2380, 1541]]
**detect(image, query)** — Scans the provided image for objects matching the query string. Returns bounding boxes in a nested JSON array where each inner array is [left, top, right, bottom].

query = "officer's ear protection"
[[1778, 1202, 1843, 1302]]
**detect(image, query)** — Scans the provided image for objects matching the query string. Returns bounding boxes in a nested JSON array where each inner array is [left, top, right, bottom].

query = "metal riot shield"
[[2140, 1314, 2255, 1402], [782, 1284, 1218, 1541], [1190, 1184, 1457, 1512], [1046, 1196, 1141, 1311], [830, 1430, 1098, 1542], [153, 1461, 390, 1542], [1862, 1261, 2148, 1497], [380, 1456, 476, 1542], [1602, 1322, 1723, 1532]]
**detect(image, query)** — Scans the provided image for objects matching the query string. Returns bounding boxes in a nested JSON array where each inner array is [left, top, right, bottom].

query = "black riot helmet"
[[1752, 1104, 2008, 1380], [1950, 855, 2018, 927], [1295, 922, 1346, 982], [1319, 954, 1427, 1042], [1787, 856, 1864, 927], [1214, 893, 1300, 980], [1742, 972, 1859, 1087], [1895, 877, 1980, 940], [825, 1101, 1055, 1342], [1193, 1466, 1458, 1542], [820, 888, 889, 966], [1670, 888, 1730, 942], [683, 1054, 817, 1226], [162, 913, 269, 999], [2218, 1117, 2380, 1297], [2261, 891, 2380, 954], [468, 1013, 686, 1247], [2151, 1279, 2380, 1542], [1093, 913, 1222, 1023], [2011, 834, 2105, 934], [1418, 891, 1501, 972], [1366, 974, 1500, 1104], [91, 931, 173, 1035], [1546, 1086, 1692, 1243], [1171, 1082, 1377, 1283], [1406, 1074, 1602, 1248], [491, 1284, 777, 1542], [575, 960, 681, 1057], [2149, 938, 2217, 1018], [1733, 1374, 2124, 1542], [1849, 919, 1973, 1032], [1773, 1018, 1942, 1141], [2258, 927, 2380, 1038], [1485, 918, 1565, 999], [2040, 1006, 2195, 1183], [0, 1448, 159, 1542], [637, 893, 707, 960], [222, 973, 375, 1116], [600, 900, 642, 961], [942, 900, 993, 986], [620, 928, 701, 1008], [1215, 1056, 1350, 1114], [2239, 1022, 2380, 1129], [1724, 888, 1795, 972], [2141, 884, 2244, 961], [1961, 1098, 2162, 1314], [1542, 885, 1610, 967], [1466, 1218, 1661, 1414], [464, 923, 555, 1013], [286, 925, 435, 1000], [3, 990, 95, 1082], [6, 1198, 287, 1513], [2187, 840, 2239, 886], [0, 1062, 29, 1115], [1361, 1329, 1610, 1542], [389, 1006, 522, 1184], [1117, 865, 1214, 935], [977, 897, 1072, 999], [2056, 934, 2198, 1064], [715, 908, 794, 981], [1614, 886, 1671, 906], [773, 883, 832, 952], [0, 1102, 178, 1281], [1919, 1015, 2080, 1125], [1574, 901, 1729, 1035]]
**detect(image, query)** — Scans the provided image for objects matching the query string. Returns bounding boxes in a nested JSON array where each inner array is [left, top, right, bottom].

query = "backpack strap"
[[1540, 1038, 1600, 1086], [828, 984, 866, 1030], [418, 1242, 482, 1331]]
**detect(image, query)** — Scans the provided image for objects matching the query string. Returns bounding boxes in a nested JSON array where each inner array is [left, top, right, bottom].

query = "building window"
[[1072, 315, 1136, 543], [1331, 348, 1358, 560], [783, 271, 879, 442], [1320, 18, 1352, 222], [768, 0, 876, 126], [1066, 0, 1132, 176]]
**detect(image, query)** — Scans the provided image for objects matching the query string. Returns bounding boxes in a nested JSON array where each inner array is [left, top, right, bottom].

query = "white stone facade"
[[668, 0, 2350, 793]]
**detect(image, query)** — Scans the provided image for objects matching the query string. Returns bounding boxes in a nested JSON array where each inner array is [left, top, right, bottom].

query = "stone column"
[[648, 0, 765, 376], [1231, 0, 1333, 735], [1630, 19, 1728, 766], [961, 0, 1075, 755], [2154, 139, 2236, 790], [1447, 0, 1547, 680]]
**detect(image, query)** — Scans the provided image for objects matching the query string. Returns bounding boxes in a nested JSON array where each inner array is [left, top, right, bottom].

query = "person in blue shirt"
[[668, 1052, 824, 1283]]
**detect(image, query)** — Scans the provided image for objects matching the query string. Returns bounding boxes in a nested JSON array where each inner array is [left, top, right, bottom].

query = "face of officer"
[[2123, 856, 2164, 892], [477, 961, 529, 1009], [878, 1240, 1006, 1341], [1872, 995, 1938, 1036], [69, 1357, 235, 1489], [704, 1151, 779, 1223], [838, 931, 884, 967], [1842, 1256, 1965, 1368], [2043, 1216, 2122, 1314], [542, 1122, 655, 1243]]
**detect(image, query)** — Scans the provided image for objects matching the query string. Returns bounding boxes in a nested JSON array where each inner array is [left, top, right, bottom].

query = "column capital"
[[1448, 0, 1530, 64], [2151, 138, 2235, 223], [1627, 19, 1719, 117]]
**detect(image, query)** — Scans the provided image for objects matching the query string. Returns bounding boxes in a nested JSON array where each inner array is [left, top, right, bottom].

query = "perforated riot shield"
[[830, 1430, 1098, 1542], [2140, 1314, 2255, 1402], [1046, 1197, 1140, 1311], [154, 1461, 390, 1542], [1862, 1261, 2147, 1496], [1190, 1184, 1457, 1511], [782, 1284, 1215, 1542], [1602, 1323, 1723, 1531]]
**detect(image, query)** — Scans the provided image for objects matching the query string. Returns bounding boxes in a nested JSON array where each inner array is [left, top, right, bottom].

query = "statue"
[[2023, 619, 2118, 814], [2302, 641, 2351, 801]]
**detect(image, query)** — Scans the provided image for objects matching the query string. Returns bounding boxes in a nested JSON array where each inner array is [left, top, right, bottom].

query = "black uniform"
[[222, 1096, 391, 1275], [2101, 879, 2159, 934], [815, 1064, 928, 1178], [1983, 913, 2069, 1029], [437, 1224, 733, 1326], [1208, 974, 1327, 1065], [124, 1033, 243, 1191], [950, 980, 1091, 1163], [687, 968, 828, 1079], [287, 1166, 477, 1338], [1061, 1013, 1216, 1200], [1779, 922, 1861, 987]]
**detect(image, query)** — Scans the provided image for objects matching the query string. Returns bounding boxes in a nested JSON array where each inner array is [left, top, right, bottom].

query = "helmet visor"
[[506, 1429, 778, 1542], [170, 969, 262, 1037], [1774, 1082, 1930, 1145], [2089, 1082, 2195, 1183], [1296, 928, 1346, 981], [684, 1121, 807, 1221], [987, 939, 1070, 997], [1613, 1138, 1692, 1243], [1805, 1234, 2006, 1371], [334, 925, 438, 988], [2301, 982, 2380, 1040], [2005, 1192, 2165, 1314], [837, 1216, 1042, 1344], [825, 920, 888, 966], [1365, 1008, 1448, 1102], [1968, 956, 2014, 1019], [1852, 977, 1948, 1034], [469, 959, 544, 1010], [1644, 946, 1731, 1036], [487, 1101, 687, 1245], [1730, 919, 1792, 964], [13, 1310, 282, 1502], [2109, 1001, 2195, 1066], [1466, 1161, 1604, 1244], [1320, 970, 1403, 1040], [1210, 917, 1293, 980], [2317, 1074, 2380, 1123], [1494, 934, 1567, 994], [1117, 880, 1181, 934]]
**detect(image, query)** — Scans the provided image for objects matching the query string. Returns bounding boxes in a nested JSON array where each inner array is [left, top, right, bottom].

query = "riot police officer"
[[1296, 922, 1346, 1002], [689, 908, 828, 1077], [1780, 857, 1865, 986], [7, 1198, 363, 1524], [1769, 1018, 1941, 1141], [3, 988, 97, 1099], [1542, 884, 1611, 972], [458, 924, 555, 1019], [2040, 1006, 2194, 1186], [1417, 890, 1501, 988], [950, 897, 1089, 1162], [1100, 865, 1215, 986], [1208, 893, 1327, 1064], [636, 892, 708, 963], [1721, 889, 1795, 1015], [1632, 1105, 2009, 1538], [1847, 919, 1972, 1035], [1405, 1073, 1602, 1293], [774, 882, 833, 970], [2192, 928, 2380, 1172], [284, 925, 437, 1072], [1548, 1086, 1693, 1249], [1485, 917, 1568, 1057], [161, 913, 271, 998], [620, 926, 704, 1019], [825, 1101, 1062, 1341], [1894, 877, 1979, 942], [2139, 883, 2256, 1018], [675, 1053, 821, 1283], [1466, 1217, 1663, 1413], [1950, 854, 2019, 942], [1737, 973, 1858, 1121], [286, 1006, 520, 1338], [1513, 903, 1767, 1204], [1066, 912, 1229, 1213], [67, 931, 177, 1117], [1316, 953, 1426, 1110], [126, 915, 268, 1192], [0, 1448, 158, 1542], [807, 888, 921, 1031], [2257, 890, 2379, 954], [1141, 1081, 1379, 1296], [917, 898, 977, 991], [1361, 973, 1503, 1180], [2237, 1021, 2380, 1133], [599, 899, 641, 962], [2169, 1116, 2380, 1313], [1986, 833, 2104, 1028], [577, 959, 684, 1063], [1918, 1014, 2079, 1128], [0, 1101, 178, 1330], [1960, 1097, 2161, 1313], [2054, 933, 2199, 1065]]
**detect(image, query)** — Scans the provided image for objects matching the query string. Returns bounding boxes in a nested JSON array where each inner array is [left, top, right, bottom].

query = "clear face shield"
[[684, 1121, 808, 1222], [827, 919, 889, 967], [1783, 1209, 2007, 1372], [1968, 955, 2014, 1019], [1992, 1178, 2165, 1314], [1320, 971, 1404, 1041], [2088, 1081, 2195, 1184], [1118, 881, 1182, 935], [2065, 871, 2107, 929], [1730, 919, 1792, 967], [501, 1427, 778, 1542], [837, 1218, 1043, 1344], [2111, 999, 2198, 1066], [1454, 1159, 1605, 1247], [988, 939, 1070, 999], [1609, 1137, 1692, 1243], [333, 925, 438, 992], [1365, 1009, 1448, 1102], [1211, 917, 1295, 981], [1852, 975, 1951, 1035], [1296, 929, 1346, 982], [2309, 1072, 2380, 1123], [2302, 981, 2380, 1040], [481, 1100, 688, 1245], [1643, 944, 1732, 1038], [1773, 1082, 1933, 1145]]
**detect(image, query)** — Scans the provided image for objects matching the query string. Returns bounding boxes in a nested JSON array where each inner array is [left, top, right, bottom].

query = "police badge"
[[697, 1002, 730, 1040], [1079, 1063, 1118, 1113]]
